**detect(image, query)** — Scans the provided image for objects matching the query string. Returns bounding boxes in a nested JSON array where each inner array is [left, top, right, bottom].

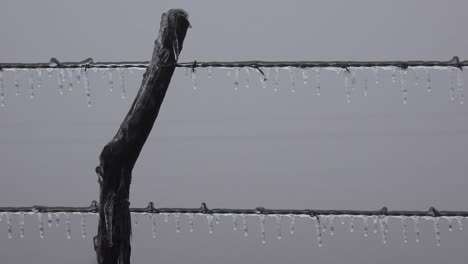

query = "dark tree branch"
[[93, 9, 190, 264]]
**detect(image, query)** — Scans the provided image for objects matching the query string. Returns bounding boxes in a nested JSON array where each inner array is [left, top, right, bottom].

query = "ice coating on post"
[[288, 215, 295, 235], [259, 215, 266, 244], [175, 213, 181, 233], [287, 67, 296, 93], [412, 216, 420, 243], [107, 70, 114, 92], [314, 68, 321, 96], [457, 68, 464, 104], [19, 213, 25, 238], [434, 217, 441, 246], [232, 214, 238, 231], [191, 68, 197, 90], [274, 67, 280, 92], [0, 70, 5, 107], [242, 214, 248, 237], [188, 213, 194, 232], [301, 68, 308, 85], [7, 213, 12, 239], [274, 215, 282, 240], [233, 67, 239, 91], [244, 67, 250, 88], [206, 215, 214, 234], [119, 69, 126, 100], [314, 216, 323, 247], [38, 213, 44, 238], [400, 69, 408, 104], [401, 216, 408, 243], [65, 213, 72, 239], [363, 215, 369, 237], [151, 214, 157, 238], [29, 70, 35, 99], [81, 214, 87, 238]]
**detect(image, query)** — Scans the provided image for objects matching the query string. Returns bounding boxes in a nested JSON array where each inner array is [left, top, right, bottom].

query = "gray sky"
[[0, 0, 468, 263]]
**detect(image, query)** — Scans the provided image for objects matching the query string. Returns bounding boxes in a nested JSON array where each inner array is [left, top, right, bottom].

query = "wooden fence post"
[[93, 9, 190, 264]]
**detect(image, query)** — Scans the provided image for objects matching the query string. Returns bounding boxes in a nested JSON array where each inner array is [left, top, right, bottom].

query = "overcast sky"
[[0, 1, 468, 263]]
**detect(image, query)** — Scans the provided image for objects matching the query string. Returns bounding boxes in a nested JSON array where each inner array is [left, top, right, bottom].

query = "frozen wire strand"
[[0, 203, 467, 218], [1, 56, 467, 70]]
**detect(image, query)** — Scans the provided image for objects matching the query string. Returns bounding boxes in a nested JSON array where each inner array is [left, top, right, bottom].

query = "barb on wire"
[[1, 56, 467, 70], [0, 201, 467, 217]]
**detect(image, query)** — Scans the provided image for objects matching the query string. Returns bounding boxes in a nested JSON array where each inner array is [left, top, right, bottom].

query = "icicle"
[[289, 215, 295, 235], [412, 216, 420, 243], [244, 67, 250, 88], [214, 214, 220, 225], [14, 70, 20, 96], [287, 67, 296, 93], [184, 67, 189, 79], [273, 67, 280, 92], [413, 67, 420, 86], [341, 216, 346, 225], [133, 213, 139, 226], [207, 66, 212, 79], [207, 215, 214, 234], [350, 68, 357, 93], [119, 69, 126, 100], [379, 216, 389, 244], [373, 216, 379, 234], [314, 68, 321, 96], [275, 215, 282, 240], [0, 212, 3, 222], [232, 214, 238, 231], [363, 216, 369, 237], [363, 68, 369, 96], [55, 213, 60, 227], [0, 70, 5, 107], [402, 216, 408, 243], [19, 213, 25, 238], [75, 68, 82, 85], [391, 67, 398, 84], [329, 216, 335, 236], [447, 217, 454, 232], [57, 69, 64, 95], [233, 67, 239, 91], [83, 69, 91, 107], [242, 214, 249, 237], [107, 70, 114, 92], [301, 68, 309, 85], [349, 216, 355, 232], [191, 68, 198, 90], [259, 67, 270, 89], [46, 213, 52, 228], [188, 213, 194, 232], [426, 68, 432, 93], [175, 213, 181, 233], [259, 215, 266, 244], [151, 214, 157, 238], [434, 217, 441, 246], [456, 216, 464, 230], [457, 68, 464, 104], [65, 213, 72, 239], [38, 213, 44, 238], [80, 214, 86, 238], [7, 213, 12, 239], [47, 68, 53, 79], [400, 69, 408, 104], [315, 216, 323, 247], [372, 67, 380, 87], [449, 68, 456, 101], [66, 69, 73, 91], [164, 213, 169, 223], [321, 216, 327, 233], [29, 70, 35, 99]]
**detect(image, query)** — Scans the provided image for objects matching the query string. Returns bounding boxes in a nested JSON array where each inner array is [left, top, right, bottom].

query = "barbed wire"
[[0, 201, 467, 217], [0, 57, 467, 70]]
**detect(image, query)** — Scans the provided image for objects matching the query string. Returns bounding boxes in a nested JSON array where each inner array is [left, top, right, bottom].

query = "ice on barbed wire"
[[175, 213, 181, 233], [188, 213, 194, 232], [119, 69, 126, 100], [232, 214, 238, 231], [242, 215, 248, 237], [19, 213, 25, 238], [401, 216, 408, 243], [244, 68, 250, 89], [38, 213, 44, 238], [0, 70, 5, 107], [273, 67, 280, 92], [65, 213, 72, 239], [274, 215, 282, 240], [314, 216, 323, 247], [191, 68, 198, 90], [287, 67, 296, 93], [206, 215, 215, 234], [259, 215, 266, 244], [81, 214, 87, 238], [288, 215, 295, 235], [434, 217, 441, 246], [412, 216, 420, 243], [314, 68, 321, 96], [7, 213, 12, 239], [400, 69, 408, 104], [151, 214, 157, 238]]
